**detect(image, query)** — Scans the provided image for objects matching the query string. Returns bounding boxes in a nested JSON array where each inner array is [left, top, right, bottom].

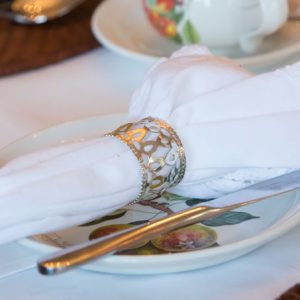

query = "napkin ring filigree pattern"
[[105, 117, 186, 203]]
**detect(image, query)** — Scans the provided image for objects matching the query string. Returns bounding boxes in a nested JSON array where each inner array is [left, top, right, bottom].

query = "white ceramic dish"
[[91, 0, 300, 70], [1, 114, 300, 275]]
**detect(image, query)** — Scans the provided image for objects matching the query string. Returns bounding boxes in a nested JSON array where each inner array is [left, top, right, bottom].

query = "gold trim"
[[105, 117, 186, 203]]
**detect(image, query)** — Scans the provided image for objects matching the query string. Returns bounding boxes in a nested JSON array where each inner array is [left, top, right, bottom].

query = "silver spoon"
[[0, 0, 85, 24]]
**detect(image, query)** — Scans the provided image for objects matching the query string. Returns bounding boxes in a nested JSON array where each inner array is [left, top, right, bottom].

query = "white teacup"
[[143, 0, 288, 53]]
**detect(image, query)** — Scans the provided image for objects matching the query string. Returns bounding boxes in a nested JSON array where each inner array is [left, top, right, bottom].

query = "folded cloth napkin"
[[0, 46, 299, 244]]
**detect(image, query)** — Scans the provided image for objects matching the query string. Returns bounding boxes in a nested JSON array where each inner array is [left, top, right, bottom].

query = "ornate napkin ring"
[[105, 117, 186, 203]]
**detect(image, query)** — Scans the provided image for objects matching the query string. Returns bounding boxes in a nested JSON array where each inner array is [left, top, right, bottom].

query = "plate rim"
[[90, 0, 158, 64], [3, 113, 300, 273], [91, 0, 300, 69], [0, 113, 126, 155]]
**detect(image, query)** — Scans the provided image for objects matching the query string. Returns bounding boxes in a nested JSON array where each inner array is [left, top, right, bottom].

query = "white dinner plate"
[[91, 0, 300, 70], [1, 114, 300, 275]]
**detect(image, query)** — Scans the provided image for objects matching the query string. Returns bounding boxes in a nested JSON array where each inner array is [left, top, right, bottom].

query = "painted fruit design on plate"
[[89, 223, 217, 254], [143, 0, 200, 44], [151, 224, 217, 252], [83, 192, 259, 255]]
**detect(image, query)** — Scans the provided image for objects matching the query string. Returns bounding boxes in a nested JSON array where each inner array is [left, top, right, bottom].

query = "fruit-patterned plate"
[[91, 0, 300, 71], [1, 114, 300, 275]]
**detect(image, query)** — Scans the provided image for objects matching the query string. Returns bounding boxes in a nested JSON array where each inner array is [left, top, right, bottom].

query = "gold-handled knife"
[[38, 170, 300, 276]]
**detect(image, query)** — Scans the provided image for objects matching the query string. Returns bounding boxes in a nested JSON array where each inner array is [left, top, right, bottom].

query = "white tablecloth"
[[0, 48, 300, 300]]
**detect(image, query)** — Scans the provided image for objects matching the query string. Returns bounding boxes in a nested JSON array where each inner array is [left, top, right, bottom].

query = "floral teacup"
[[143, 0, 187, 43], [143, 0, 288, 53]]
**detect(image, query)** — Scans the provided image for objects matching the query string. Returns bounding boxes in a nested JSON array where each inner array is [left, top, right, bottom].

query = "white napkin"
[[0, 46, 299, 244], [129, 46, 299, 197]]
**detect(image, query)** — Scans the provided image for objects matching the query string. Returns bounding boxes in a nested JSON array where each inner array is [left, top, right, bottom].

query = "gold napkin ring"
[[105, 117, 186, 203]]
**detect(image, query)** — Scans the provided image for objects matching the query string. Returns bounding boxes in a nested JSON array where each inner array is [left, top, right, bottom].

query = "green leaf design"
[[166, 11, 184, 23], [183, 20, 200, 44], [172, 34, 183, 44], [173, 12, 184, 23], [186, 198, 214, 207], [162, 192, 212, 205], [79, 209, 127, 227], [202, 211, 259, 227], [146, 0, 157, 8], [162, 192, 189, 201], [129, 220, 149, 226]]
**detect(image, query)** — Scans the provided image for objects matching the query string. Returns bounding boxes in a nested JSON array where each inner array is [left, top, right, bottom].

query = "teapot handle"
[[239, 0, 288, 53]]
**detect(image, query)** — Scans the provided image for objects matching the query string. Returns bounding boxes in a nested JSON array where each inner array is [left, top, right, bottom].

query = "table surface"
[[0, 48, 300, 300]]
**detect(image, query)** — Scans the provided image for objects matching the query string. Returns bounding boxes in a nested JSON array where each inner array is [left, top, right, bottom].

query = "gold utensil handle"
[[37, 195, 271, 276], [38, 169, 300, 275]]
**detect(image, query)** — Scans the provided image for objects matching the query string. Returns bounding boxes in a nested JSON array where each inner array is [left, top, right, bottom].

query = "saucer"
[[91, 0, 300, 70], [2, 114, 300, 275]]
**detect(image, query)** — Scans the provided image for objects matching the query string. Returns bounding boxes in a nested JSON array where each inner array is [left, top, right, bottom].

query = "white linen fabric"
[[0, 46, 299, 244]]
